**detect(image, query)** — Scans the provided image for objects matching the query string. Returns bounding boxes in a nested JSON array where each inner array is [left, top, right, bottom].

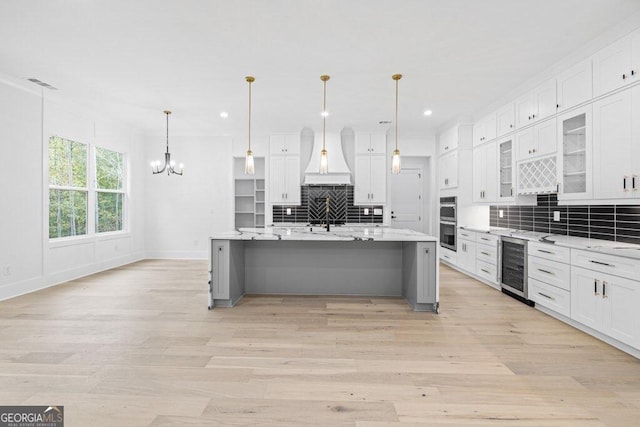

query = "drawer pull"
[[537, 249, 554, 254], [480, 237, 490, 241], [538, 292, 554, 301], [481, 269, 490, 274], [537, 268, 554, 275], [589, 260, 614, 268], [594, 279, 599, 296], [480, 251, 490, 256], [603, 281, 608, 299]]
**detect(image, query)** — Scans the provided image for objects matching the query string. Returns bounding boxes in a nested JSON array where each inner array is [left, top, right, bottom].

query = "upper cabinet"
[[556, 59, 593, 112], [592, 29, 640, 97], [355, 133, 385, 155], [592, 88, 640, 200], [438, 124, 472, 155], [269, 134, 301, 205], [269, 133, 300, 156], [355, 133, 386, 204], [496, 103, 515, 137], [439, 150, 458, 190], [557, 105, 592, 201], [498, 137, 515, 201], [515, 79, 557, 129], [515, 118, 557, 162], [473, 113, 497, 146], [472, 141, 497, 203]]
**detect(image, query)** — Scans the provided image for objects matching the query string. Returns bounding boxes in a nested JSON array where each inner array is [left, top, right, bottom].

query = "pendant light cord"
[[165, 111, 170, 154], [322, 78, 327, 151], [248, 78, 252, 151], [395, 77, 399, 151]]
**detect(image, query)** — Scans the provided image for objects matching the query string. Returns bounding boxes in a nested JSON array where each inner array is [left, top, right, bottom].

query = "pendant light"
[[319, 75, 330, 174], [151, 110, 183, 176], [244, 76, 255, 175], [391, 74, 402, 174]]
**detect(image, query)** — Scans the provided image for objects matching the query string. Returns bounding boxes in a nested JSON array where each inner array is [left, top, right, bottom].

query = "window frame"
[[93, 145, 127, 235]]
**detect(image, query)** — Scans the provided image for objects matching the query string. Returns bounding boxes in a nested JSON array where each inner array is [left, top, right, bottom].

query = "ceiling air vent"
[[379, 120, 392, 125], [27, 78, 58, 90]]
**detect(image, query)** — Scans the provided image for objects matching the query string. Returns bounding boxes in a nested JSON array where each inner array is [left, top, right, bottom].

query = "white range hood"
[[304, 132, 351, 185]]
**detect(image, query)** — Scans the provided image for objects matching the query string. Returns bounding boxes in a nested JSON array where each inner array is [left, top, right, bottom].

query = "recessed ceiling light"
[[220, 112, 229, 118], [423, 110, 433, 116]]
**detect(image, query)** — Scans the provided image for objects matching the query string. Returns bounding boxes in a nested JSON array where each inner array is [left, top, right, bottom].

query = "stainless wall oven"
[[500, 236, 534, 306], [439, 197, 456, 251]]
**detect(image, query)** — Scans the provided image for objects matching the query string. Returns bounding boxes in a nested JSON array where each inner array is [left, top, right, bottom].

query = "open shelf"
[[234, 157, 266, 229]]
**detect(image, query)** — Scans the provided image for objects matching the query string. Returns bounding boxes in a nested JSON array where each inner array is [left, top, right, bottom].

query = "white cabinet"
[[592, 29, 640, 97], [528, 241, 571, 318], [475, 233, 499, 285], [515, 79, 557, 129], [498, 137, 514, 201], [457, 229, 476, 273], [472, 141, 497, 203], [592, 88, 640, 199], [557, 105, 593, 201], [473, 113, 497, 146], [438, 150, 458, 190], [496, 103, 515, 137], [515, 118, 557, 162], [438, 126, 458, 155], [355, 134, 386, 204], [556, 58, 593, 112], [269, 133, 300, 155], [571, 266, 639, 349], [269, 134, 301, 205]]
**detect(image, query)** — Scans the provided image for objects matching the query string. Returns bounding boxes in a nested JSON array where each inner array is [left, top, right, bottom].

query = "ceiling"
[[2, 0, 640, 137]]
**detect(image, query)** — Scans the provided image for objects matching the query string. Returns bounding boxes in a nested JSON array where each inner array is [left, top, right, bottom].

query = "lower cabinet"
[[457, 230, 476, 273], [571, 265, 639, 349], [210, 240, 230, 301], [439, 246, 457, 266]]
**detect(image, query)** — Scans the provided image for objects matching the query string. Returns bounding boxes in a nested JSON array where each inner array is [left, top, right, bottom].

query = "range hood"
[[304, 132, 351, 184]]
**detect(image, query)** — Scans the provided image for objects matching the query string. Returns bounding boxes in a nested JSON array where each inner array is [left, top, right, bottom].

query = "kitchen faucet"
[[315, 196, 331, 231]]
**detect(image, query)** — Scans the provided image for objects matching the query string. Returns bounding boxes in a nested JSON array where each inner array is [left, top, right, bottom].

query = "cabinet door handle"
[[602, 281, 608, 298], [594, 279, 599, 296], [510, 124, 513, 128], [532, 114, 536, 119], [528, 115, 531, 120], [623, 73, 627, 80], [623, 176, 628, 191], [632, 70, 636, 76], [445, 146, 449, 150], [538, 292, 554, 301], [425, 249, 429, 254], [633, 175, 637, 191], [538, 268, 554, 275], [589, 260, 614, 268]]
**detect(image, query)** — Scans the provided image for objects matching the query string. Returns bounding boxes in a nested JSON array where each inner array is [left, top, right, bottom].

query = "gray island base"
[[208, 227, 439, 312]]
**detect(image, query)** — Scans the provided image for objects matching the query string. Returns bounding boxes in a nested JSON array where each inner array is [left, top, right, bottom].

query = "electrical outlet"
[[553, 211, 560, 222], [499, 209, 504, 218], [364, 208, 370, 215], [286, 208, 292, 215]]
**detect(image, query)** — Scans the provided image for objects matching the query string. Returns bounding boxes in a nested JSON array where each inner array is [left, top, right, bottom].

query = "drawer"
[[476, 233, 500, 246], [457, 229, 476, 242], [440, 247, 457, 266], [572, 249, 640, 281], [528, 241, 571, 264], [528, 256, 571, 291], [529, 277, 570, 318], [476, 243, 498, 265], [476, 259, 497, 284]]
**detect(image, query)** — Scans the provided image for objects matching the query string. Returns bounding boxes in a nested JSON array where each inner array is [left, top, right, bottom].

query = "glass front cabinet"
[[557, 105, 592, 201], [498, 137, 515, 202]]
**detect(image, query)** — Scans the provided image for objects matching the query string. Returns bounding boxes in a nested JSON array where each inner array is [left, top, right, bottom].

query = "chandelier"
[[151, 110, 183, 176]]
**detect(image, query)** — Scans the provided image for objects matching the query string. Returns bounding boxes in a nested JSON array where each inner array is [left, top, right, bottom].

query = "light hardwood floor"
[[1, 260, 639, 426]]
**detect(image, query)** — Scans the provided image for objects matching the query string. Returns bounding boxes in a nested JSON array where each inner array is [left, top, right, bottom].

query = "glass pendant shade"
[[244, 149, 255, 174], [319, 148, 328, 174], [391, 148, 401, 174]]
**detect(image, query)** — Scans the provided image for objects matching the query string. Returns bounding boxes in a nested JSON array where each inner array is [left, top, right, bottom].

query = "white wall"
[[0, 77, 146, 301], [144, 135, 234, 259]]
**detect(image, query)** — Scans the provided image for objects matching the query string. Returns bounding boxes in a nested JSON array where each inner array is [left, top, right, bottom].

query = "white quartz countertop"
[[211, 226, 438, 242], [458, 226, 640, 260]]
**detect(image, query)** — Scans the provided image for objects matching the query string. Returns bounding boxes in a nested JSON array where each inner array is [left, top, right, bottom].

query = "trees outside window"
[[49, 136, 88, 239], [95, 147, 125, 233]]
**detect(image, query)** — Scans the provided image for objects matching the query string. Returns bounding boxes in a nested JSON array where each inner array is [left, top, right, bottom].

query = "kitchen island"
[[208, 227, 439, 312]]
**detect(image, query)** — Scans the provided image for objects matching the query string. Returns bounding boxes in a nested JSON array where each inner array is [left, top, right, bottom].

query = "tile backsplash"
[[490, 194, 640, 245], [273, 185, 383, 224]]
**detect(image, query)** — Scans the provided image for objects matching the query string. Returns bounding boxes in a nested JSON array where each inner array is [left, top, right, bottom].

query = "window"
[[48, 136, 88, 239], [48, 137, 127, 240], [95, 147, 125, 233]]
